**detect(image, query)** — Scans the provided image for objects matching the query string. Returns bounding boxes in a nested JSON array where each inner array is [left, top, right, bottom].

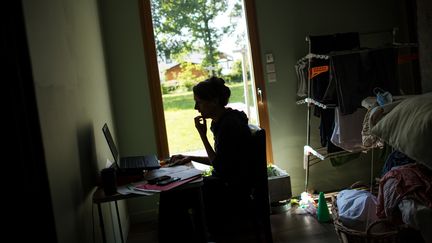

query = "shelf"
[[296, 98, 336, 109], [303, 145, 360, 169]]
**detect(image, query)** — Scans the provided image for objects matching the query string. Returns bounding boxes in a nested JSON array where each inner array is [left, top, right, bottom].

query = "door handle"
[[257, 88, 263, 104]]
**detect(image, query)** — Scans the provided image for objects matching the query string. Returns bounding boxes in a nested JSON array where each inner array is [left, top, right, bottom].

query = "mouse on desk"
[[147, 175, 171, 184]]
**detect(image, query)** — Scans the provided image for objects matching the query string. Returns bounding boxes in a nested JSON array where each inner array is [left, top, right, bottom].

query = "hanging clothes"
[[325, 47, 400, 115], [370, 47, 400, 95], [295, 58, 309, 97], [308, 32, 360, 150], [309, 32, 360, 103], [330, 107, 367, 152], [295, 54, 328, 98]]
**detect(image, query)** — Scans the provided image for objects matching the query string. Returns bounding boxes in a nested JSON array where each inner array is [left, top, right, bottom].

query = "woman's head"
[[193, 77, 231, 118]]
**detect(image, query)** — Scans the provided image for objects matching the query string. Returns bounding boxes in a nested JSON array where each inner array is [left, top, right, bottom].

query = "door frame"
[[138, 0, 273, 163]]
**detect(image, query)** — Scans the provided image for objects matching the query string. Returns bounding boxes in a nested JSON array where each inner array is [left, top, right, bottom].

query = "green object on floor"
[[317, 192, 330, 222]]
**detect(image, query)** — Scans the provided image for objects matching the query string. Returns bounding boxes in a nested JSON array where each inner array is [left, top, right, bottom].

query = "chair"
[[209, 125, 273, 243], [248, 125, 273, 243]]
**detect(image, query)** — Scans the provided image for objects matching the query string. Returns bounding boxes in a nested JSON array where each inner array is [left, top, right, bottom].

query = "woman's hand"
[[169, 154, 191, 166], [194, 116, 207, 137]]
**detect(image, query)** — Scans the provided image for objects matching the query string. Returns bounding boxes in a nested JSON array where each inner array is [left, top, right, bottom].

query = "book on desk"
[[134, 175, 202, 192], [122, 165, 204, 194]]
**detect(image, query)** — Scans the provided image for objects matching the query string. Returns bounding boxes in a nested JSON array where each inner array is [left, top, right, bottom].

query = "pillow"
[[371, 92, 432, 169]]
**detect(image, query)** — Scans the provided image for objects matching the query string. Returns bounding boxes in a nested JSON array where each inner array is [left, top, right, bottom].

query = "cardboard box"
[[268, 175, 292, 203]]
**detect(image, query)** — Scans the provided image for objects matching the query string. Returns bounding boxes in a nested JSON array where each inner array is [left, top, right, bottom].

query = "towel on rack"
[[301, 32, 364, 153], [307, 32, 361, 152], [308, 32, 360, 103], [369, 48, 400, 95], [326, 47, 399, 115], [331, 107, 367, 152]]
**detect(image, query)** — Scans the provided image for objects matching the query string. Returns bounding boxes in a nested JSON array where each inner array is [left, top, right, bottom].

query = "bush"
[[183, 79, 198, 91], [161, 80, 179, 94]]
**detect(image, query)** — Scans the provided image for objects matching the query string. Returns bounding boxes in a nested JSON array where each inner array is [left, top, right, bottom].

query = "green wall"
[[98, 0, 158, 156], [22, 0, 126, 242], [98, 0, 161, 225], [253, 0, 402, 195]]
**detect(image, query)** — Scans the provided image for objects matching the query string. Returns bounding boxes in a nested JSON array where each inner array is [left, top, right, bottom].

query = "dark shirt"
[[210, 108, 253, 185], [159, 108, 255, 241]]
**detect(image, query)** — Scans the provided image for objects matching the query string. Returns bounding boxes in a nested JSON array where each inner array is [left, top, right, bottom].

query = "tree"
[[151, 0, 239, 73], [226, 59, 243, 82]]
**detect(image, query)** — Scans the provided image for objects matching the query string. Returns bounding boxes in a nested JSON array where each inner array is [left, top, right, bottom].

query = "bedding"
[[361, 97, 406, 149], [371, 92, 432, 169]]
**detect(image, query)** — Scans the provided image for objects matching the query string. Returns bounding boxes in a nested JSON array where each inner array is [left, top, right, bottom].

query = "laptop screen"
[[102, 123, 120, 165]]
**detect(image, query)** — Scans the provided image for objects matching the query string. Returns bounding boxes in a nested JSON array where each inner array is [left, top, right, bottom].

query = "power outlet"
[[265, 53, 274, 63]]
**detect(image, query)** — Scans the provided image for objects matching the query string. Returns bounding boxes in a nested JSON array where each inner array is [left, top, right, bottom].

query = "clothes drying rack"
[[297, 27, 417, 192]]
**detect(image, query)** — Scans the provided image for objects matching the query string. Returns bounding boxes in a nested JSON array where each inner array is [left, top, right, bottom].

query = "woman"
[[168, 76, 255, 239], [170, 76, 254, 185]]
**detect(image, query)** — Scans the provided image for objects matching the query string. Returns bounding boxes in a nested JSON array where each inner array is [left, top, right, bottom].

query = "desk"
[[92, 179, 204, 243]]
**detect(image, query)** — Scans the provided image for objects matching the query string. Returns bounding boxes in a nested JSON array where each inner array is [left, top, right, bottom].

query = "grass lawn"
[[162, 83, 245, 154]]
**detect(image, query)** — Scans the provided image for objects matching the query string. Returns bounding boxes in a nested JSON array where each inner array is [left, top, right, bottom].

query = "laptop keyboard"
[[123, 157, 147, 167], [122, 155, 160, 169]]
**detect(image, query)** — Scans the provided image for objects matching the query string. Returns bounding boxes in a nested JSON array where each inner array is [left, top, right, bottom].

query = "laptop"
[[102, 123, 160, 174]]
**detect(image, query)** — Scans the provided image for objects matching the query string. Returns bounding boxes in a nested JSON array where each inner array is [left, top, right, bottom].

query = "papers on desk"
[[117, 184, 155, 196], [118, 164, 204, 195], [134, 175, 201, 192], [144, 165, 203, 181]]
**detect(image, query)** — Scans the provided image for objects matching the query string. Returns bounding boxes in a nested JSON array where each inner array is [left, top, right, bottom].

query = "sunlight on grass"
[[163, 91, 194, 111]]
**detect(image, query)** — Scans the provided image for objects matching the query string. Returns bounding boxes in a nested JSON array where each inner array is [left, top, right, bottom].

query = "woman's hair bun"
[[193, 76, 231, 106]]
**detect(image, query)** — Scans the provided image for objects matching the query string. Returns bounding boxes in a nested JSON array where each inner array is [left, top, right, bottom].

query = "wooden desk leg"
[[97, 203, 107, 243], [114, 200, 124, 243]]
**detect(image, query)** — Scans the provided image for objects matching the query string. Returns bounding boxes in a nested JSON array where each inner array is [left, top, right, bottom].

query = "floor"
[[126, 204, 340, 243]]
